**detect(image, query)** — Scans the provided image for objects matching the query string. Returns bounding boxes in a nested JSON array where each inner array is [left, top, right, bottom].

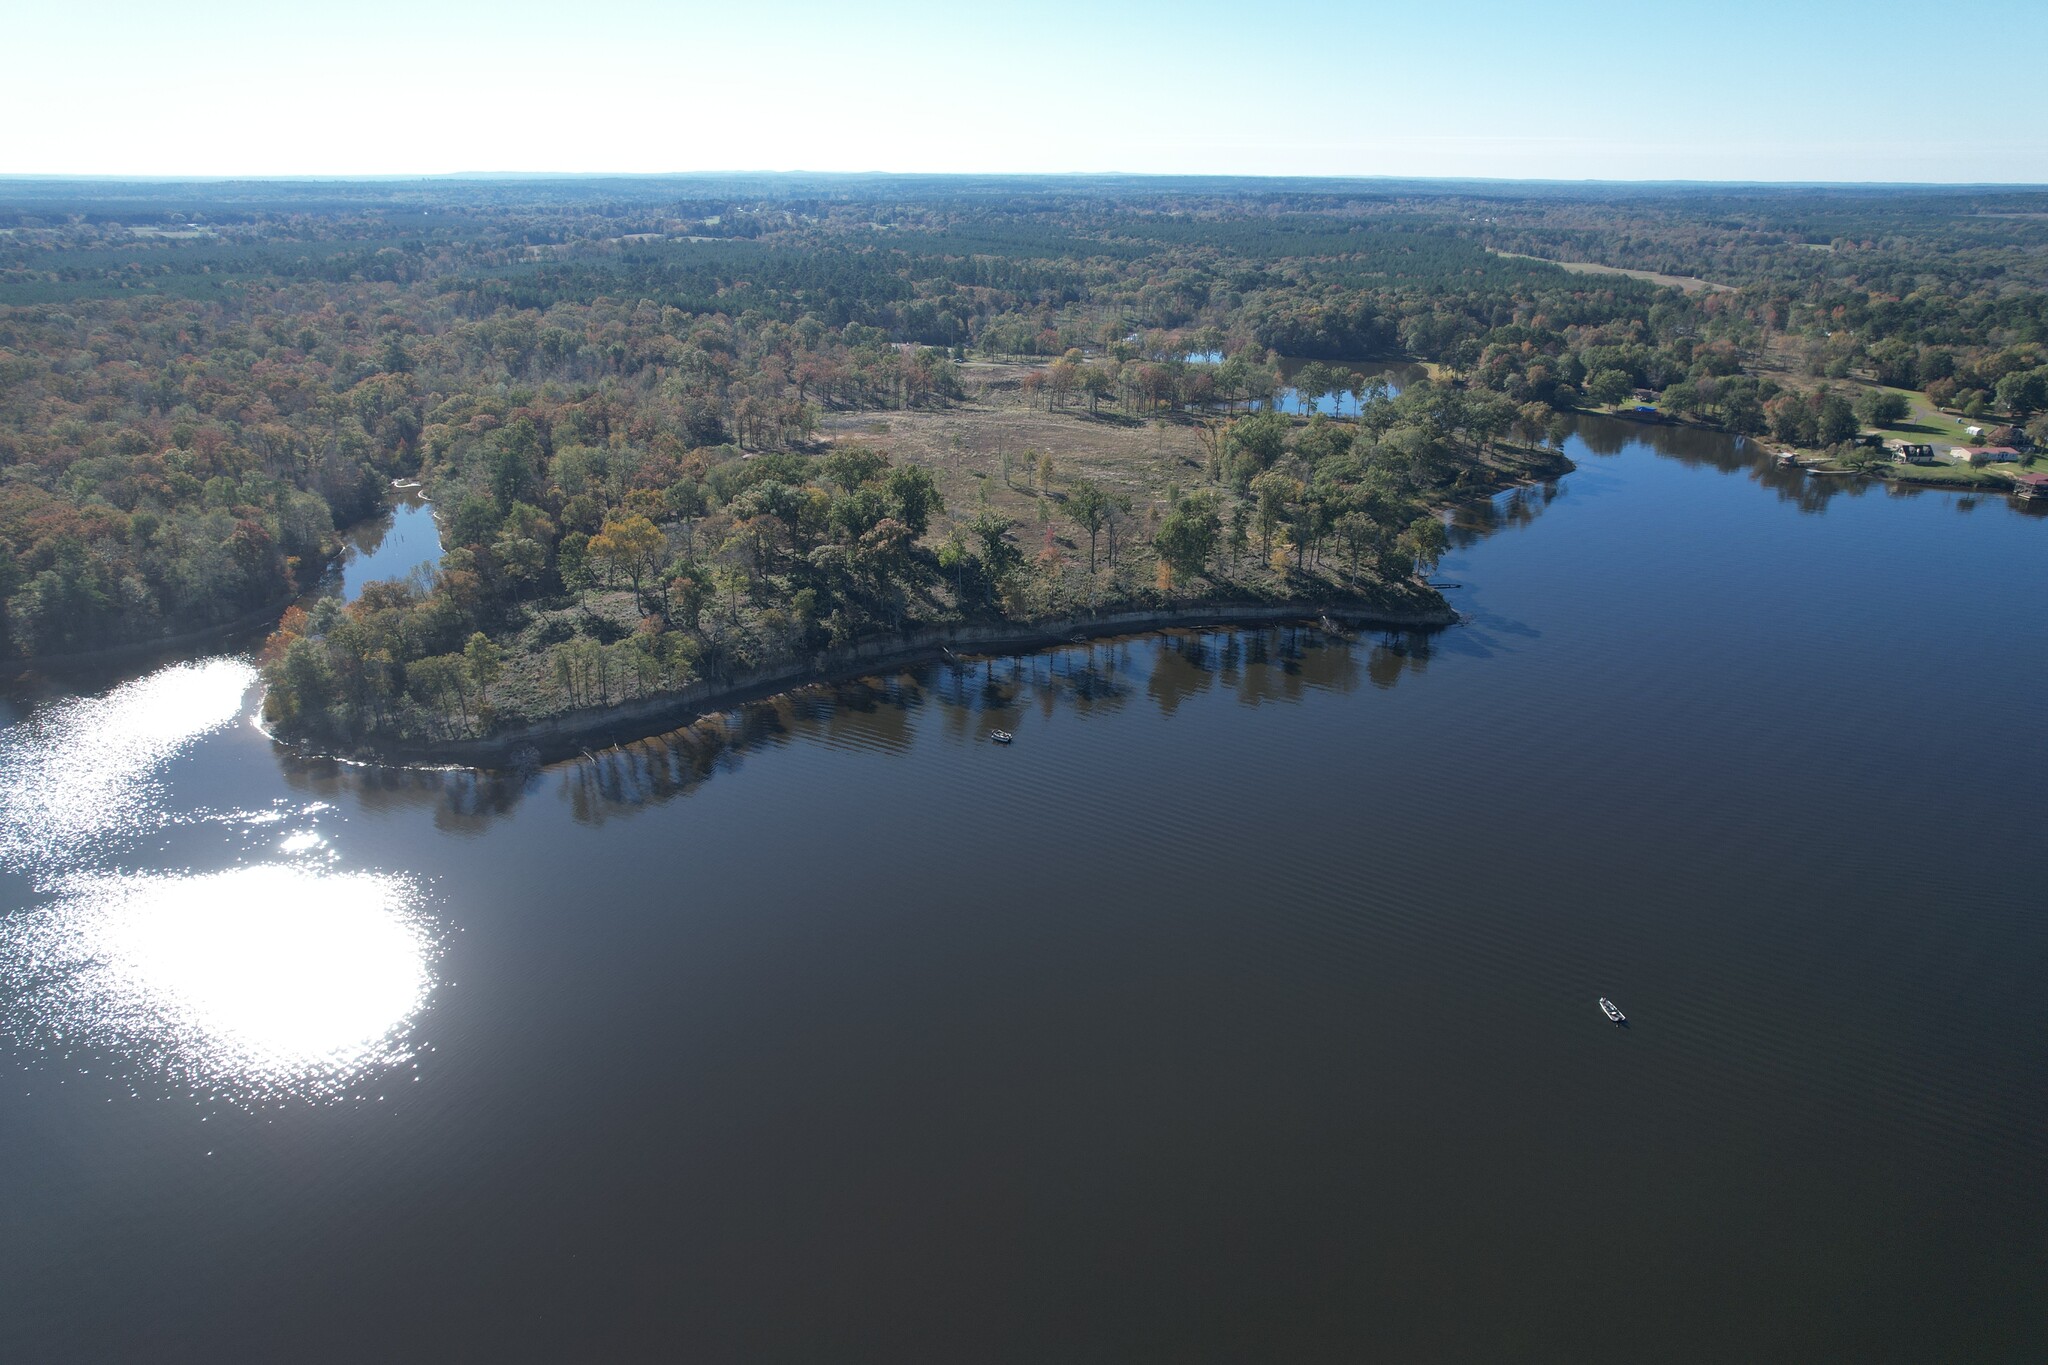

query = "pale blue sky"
[[6, 0, 2043, 181]]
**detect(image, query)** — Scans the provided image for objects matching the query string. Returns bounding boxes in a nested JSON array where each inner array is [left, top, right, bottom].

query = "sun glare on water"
[[0, 658, 257, 877], [0, 658, 441, 1102], [5, 865, 435, 1100]]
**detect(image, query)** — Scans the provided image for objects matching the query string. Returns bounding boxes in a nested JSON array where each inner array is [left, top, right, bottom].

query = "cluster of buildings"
[[1887, 424, 2033, 468], [1880, 425, 2044, 497]]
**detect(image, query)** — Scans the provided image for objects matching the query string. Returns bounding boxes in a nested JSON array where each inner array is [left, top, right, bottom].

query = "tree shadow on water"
[[282, 626, 1446, 828]]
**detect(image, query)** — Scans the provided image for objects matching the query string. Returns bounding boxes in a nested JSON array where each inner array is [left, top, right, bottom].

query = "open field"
[[1862, 383, 1971, 446], [1486, 248, 1734, 294], [804, 373, 1564, 617], [815, 389, 1206, 547], [1752, 343, 1985, 452]]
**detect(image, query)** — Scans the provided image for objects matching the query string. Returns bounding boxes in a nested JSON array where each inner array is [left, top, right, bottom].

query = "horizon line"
[[2, 171, 2046, 191]]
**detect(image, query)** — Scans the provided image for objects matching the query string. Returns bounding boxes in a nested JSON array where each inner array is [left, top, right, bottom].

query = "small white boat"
[[988, 729, 1013, 745], [1599, 997, 1626, 1025]]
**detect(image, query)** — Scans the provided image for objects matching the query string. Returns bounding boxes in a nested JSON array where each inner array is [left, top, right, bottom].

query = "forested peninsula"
[[2, 176, 2044, 751]]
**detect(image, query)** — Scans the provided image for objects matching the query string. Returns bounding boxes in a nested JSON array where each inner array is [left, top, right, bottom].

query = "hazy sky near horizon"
[[7, 0, 2044, 183]]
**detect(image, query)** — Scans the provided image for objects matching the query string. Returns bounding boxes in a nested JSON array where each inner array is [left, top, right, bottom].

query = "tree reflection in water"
[[275, 404, 2046, 836], [1451, 480, 1563, 548], [1571, 409, 1900, 514], [278, 624, 1442, 829]]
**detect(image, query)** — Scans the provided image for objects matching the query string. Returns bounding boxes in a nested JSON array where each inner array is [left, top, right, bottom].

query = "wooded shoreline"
[[3, 495, 409, 677], [284, 593, 1459, 770], [279, 444, 1577, 769], [6, 590, 298, 677]]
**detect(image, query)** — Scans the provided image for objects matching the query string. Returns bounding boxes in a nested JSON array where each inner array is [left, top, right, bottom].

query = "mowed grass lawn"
[[1857, 384, 1971, 446], [1889, 460, 1995, 483], [1889, 453, 2048, 485]]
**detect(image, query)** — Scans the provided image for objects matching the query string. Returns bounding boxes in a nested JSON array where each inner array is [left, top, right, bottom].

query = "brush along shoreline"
[[297, 595, 1459, 770], [266, 443, 1571, 769]]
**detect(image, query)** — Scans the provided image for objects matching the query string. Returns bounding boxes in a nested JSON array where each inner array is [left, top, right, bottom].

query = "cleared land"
[[815, 376, 1208, 549], [1486, 248, 1735, 294], [1884, 453, 2048, 488], [443, 376, 1554, 742], [1754, 340, 1980, 452], [1861, 385, 1972, 448]]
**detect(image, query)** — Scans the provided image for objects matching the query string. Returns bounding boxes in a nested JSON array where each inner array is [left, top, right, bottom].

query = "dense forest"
[[2, 176, 2043, 746]]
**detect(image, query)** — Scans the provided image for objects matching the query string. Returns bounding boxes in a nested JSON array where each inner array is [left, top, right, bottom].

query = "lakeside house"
[[1891, 442, 1939, 464], [1978, 446, 2023, 462]]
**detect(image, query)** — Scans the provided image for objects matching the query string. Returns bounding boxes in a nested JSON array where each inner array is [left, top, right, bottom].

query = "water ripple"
[[0, 658, 257, 881], [1, 864, 436, 1104], [0, 659, 440, 1104]]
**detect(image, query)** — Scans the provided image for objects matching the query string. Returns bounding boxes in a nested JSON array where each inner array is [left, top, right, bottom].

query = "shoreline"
[[40, 446, 1562, 768], [285, 446, 1572, 771], [293, 596, 1459, 770], [1585, 401, 2039, 495], [4, 590, 299, 678], [4, 488, 427, 680]]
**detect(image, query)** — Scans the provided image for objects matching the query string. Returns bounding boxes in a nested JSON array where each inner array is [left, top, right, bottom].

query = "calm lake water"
[[2, 416, 2045, 1361], [1187, 352, 1424, 416], [330, 488, 443, 602]]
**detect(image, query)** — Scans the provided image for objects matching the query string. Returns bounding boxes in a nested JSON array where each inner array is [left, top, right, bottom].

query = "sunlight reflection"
[[1, 864, 435, 1101], [0, 658, 256, 878]]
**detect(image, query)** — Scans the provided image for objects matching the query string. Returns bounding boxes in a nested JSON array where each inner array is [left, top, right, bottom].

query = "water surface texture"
[[2, 417, 2044, 1361]]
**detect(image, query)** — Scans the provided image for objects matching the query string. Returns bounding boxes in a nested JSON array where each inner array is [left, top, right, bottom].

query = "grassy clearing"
[[1857, 384, 1971, 446], [1751, 357, 1999, 454], [1484, 248, 1734, 294], [1888, 460, 1997, 485], [1887, 453, 2048, 487], [814, 386, 1206, 552]]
